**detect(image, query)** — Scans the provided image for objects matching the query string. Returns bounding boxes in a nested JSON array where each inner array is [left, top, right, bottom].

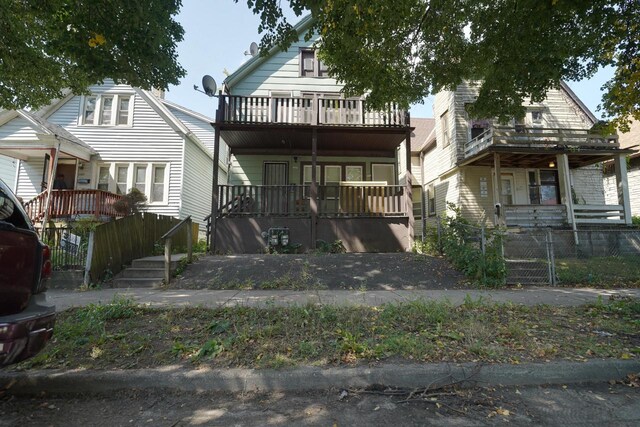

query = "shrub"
[[113, 188, 147, 215]]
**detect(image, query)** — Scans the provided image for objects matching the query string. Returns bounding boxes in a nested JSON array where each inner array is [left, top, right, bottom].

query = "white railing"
[[504, 205, 567, 228], [574, 205, 626, 225]]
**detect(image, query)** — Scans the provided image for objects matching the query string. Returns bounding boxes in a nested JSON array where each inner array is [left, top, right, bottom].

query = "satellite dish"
[[249, 42, 259, 57], [202, 75, 217, 97]]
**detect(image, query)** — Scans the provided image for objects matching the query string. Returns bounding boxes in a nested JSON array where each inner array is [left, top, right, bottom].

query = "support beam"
[[556, 153, 576, 227], [210, 92, 224, 254], [614, 154, 632, 225], [40, 143, 61, 237], [310, 128, 318, 248], [492, 153, 502, 226], [404, 113, 413, 251]]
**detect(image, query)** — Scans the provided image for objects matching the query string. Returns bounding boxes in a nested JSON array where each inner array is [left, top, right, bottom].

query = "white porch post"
[[556, 153, 576, 228], [310, 127, 318, 249], [40, 141, 61, 236], [405, 114, 413, 251], [492, 153, 502, 226], [614, 154, 632, 225]]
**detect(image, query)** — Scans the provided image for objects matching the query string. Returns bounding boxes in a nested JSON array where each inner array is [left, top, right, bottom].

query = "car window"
[[0, 180, 31, 229]]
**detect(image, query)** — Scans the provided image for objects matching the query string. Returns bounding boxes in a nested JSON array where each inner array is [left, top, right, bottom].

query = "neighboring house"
[[0, 154, 17, 190], [0, 80, 227, 230], [604, 120, 640, 217], [210, 15, 414, 253], [420, 81, 635, 229]]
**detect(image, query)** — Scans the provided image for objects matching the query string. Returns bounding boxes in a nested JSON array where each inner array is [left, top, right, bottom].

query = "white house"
[[0, 80, 227, 230]]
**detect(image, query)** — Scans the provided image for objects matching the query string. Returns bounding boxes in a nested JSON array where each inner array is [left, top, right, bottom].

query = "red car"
[[0, 179, 55, 366]]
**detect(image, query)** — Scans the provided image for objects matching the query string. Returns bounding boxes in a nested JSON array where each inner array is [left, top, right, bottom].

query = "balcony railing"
[[24, 189, 125, 223], [221, 95, 407, 127], [464, 126, 620, 158], [217, 184, 407, 218], [504, 204, 628, 227]]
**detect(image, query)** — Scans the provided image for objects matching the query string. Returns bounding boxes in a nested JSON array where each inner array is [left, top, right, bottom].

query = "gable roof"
[[559, 81, 598, 125], [410, 117, 436, 154], [223, 15, 314, 91], [17, 110, 94, 153]]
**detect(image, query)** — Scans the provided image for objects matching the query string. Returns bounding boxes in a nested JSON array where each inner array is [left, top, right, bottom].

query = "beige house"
[[420, 81, 634, 229]]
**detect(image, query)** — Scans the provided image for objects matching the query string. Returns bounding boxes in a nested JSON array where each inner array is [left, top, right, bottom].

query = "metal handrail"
[[161, 215, 192, 284]]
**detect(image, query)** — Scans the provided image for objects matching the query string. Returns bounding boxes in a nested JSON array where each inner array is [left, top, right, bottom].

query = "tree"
[[238, 0, 640, 130], [0, 1, 185, 110]]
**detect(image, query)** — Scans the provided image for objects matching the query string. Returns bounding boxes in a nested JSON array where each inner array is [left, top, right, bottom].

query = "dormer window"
[[300, 49, 328, 78], [81, 94, 133, 126], [531, 110, 543, 125]]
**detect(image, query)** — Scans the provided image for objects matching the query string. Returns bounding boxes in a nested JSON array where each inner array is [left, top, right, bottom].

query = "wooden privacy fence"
[[89, 212, 198, 282]]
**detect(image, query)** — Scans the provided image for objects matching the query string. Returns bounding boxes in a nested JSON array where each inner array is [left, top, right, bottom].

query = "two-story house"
[[421, 81, 635, 229], [209, 16, 414, 253], [0, 80, 228, 231], [604, 120, 640, 217]]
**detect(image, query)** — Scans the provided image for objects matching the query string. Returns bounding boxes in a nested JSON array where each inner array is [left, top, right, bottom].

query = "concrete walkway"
[[48, 287, 640, 310]]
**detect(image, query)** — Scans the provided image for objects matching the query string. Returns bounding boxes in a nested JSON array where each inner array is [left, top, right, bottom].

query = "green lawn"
[[556, 256, 640, 287]]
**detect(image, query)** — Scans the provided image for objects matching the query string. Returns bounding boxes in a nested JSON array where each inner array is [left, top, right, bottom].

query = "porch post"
[[614, 154, 632, 225], [210, 91, 224, 254], [40, 141, 61, 236], [492, 153, 502, 226], [405, 113, 414, 251], [556, 153, 576, 228], [310, 127, 318, 248]]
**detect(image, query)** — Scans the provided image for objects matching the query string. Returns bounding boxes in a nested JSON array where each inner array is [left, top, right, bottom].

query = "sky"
[[166, 1, 614, 120]]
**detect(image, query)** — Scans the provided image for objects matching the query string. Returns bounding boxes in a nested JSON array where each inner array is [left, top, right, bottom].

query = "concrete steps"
[[506, 259, 550, 285], [113, 254, 186, 288]]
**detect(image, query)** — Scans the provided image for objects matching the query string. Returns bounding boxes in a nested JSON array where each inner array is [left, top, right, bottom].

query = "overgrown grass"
[[556, 256, 640, 287], [14, 296, 639, 371]]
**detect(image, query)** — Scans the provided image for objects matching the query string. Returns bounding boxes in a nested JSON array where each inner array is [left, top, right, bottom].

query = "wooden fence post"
[[164, 237, 172, 285], [187, 217, 193, 262], [83, 231, 95, 287]]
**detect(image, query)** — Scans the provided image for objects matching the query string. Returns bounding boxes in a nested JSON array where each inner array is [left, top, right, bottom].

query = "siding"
[[46, 80, 184, 218], [459, 166, 495, 224], [181, 137, 213, 228], [16, 158, 45, 201], [571, 166, 605, 205], [0, 155, 16, 190], [604, 165, 640, 216], [231, 36, 344, 96], [0, 116, 41, 141]]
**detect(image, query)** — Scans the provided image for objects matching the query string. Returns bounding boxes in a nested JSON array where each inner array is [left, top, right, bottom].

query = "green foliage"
[[0, 1, 185, 110], [632, 216, 640, 227], [439, 203, 506, 287], [113, 188, 147, 215], [315, 239, 346, 254], [241, 0, 640, 126], [412, 226, 440, 255]]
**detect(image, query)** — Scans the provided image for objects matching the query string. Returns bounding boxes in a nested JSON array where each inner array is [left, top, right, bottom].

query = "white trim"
[[95, 161, 170, 205], [79, 93, 134, 127]]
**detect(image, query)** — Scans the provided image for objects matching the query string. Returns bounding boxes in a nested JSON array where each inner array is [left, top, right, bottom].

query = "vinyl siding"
[[0, 155, 16, 190], [46, 81, 184, 218], [15, 158, 45, 201], [604, 166, 640, 216], [181, 138, 213, 229], [571, 166, 605, 205], [231, 36, 344, 96], [459, 166, 495, 225], [0, 116, 41, 141]]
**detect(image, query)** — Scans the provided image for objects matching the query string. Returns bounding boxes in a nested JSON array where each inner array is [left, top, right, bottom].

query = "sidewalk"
[[48, 286, 640, 310]]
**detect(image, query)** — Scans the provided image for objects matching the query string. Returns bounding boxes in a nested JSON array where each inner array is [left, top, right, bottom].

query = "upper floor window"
[[81, 94, 133, 126], [440, 111, 450, 147], [300, 49, 328, 78]]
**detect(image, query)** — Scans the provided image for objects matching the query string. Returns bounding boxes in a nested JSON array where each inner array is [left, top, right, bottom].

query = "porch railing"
[[222, 95, 407, 127], [464, 126, 619, 158], [217, 184, 407, 217], [573, 205, 626, 225], [24, 189, 125, 223], [504, 205, 567, 228]]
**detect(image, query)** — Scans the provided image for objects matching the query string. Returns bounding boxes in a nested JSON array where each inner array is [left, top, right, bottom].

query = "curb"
[[2, 360, 638, 396]]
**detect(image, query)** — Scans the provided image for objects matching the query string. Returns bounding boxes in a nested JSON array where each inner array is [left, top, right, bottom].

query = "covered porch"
[[460, 128, 635, 227], [208, 95, 414, 253]]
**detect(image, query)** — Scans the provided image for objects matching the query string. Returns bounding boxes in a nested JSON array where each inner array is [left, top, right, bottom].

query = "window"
[[371, 164, 395, 185], [440, 111, 450, 147], [299, 49, 328, 78], [530, 110, 543, 126], [151, 165, 166, 202], [134, 165, 147, 194], [427, 184, 436, 216], [345, 166, 363, 181], [82, 94, 132, 126], [97, 162, 168, 203], [115, 165, 129, 195]]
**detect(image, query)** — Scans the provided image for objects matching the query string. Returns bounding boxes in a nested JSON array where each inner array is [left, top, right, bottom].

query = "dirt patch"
[[170, 253, 467, 290]]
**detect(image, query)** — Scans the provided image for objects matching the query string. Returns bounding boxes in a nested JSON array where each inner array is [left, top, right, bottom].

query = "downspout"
[[40, 139, 61, 237]]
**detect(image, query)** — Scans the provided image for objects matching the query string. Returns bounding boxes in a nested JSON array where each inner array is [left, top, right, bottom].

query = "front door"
[[501, 174, 514, 206], [263, 162, 288, 214]]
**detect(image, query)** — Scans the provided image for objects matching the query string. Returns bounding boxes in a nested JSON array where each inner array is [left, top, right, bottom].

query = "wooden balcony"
[[24, 190, 125, 223], [217, 184, 407, 218], [221, 95, 407, 127], [462, 126, 620, 167]]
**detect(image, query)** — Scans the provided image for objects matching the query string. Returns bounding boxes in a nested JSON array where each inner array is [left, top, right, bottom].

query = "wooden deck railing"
[[222, 95, 407, 127], [24, 189, 125, 223], [464, 126, 619, 158], [217, 184, 407, 218], [504, 205, 567, 228], [574, 205, 626, 225]]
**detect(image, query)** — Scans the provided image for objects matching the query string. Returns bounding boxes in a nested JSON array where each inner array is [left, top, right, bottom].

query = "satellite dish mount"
[[194, 75, 217, 97], [244, 42, 259, 57]]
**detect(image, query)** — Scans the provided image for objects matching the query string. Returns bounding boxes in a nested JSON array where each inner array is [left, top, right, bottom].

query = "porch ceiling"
[[220, 124, 407, 157], [460, 146, 636, 169]]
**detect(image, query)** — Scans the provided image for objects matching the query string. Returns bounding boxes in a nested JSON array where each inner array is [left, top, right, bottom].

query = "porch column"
[[40, 142, 61, 236], [614, 154, 632, 225], [310, 128, 318, 248], [210, 91, 224, 254], [556, 153, 576, 227], [492, 153, 503, 226], [405, 113, 414, 251]]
